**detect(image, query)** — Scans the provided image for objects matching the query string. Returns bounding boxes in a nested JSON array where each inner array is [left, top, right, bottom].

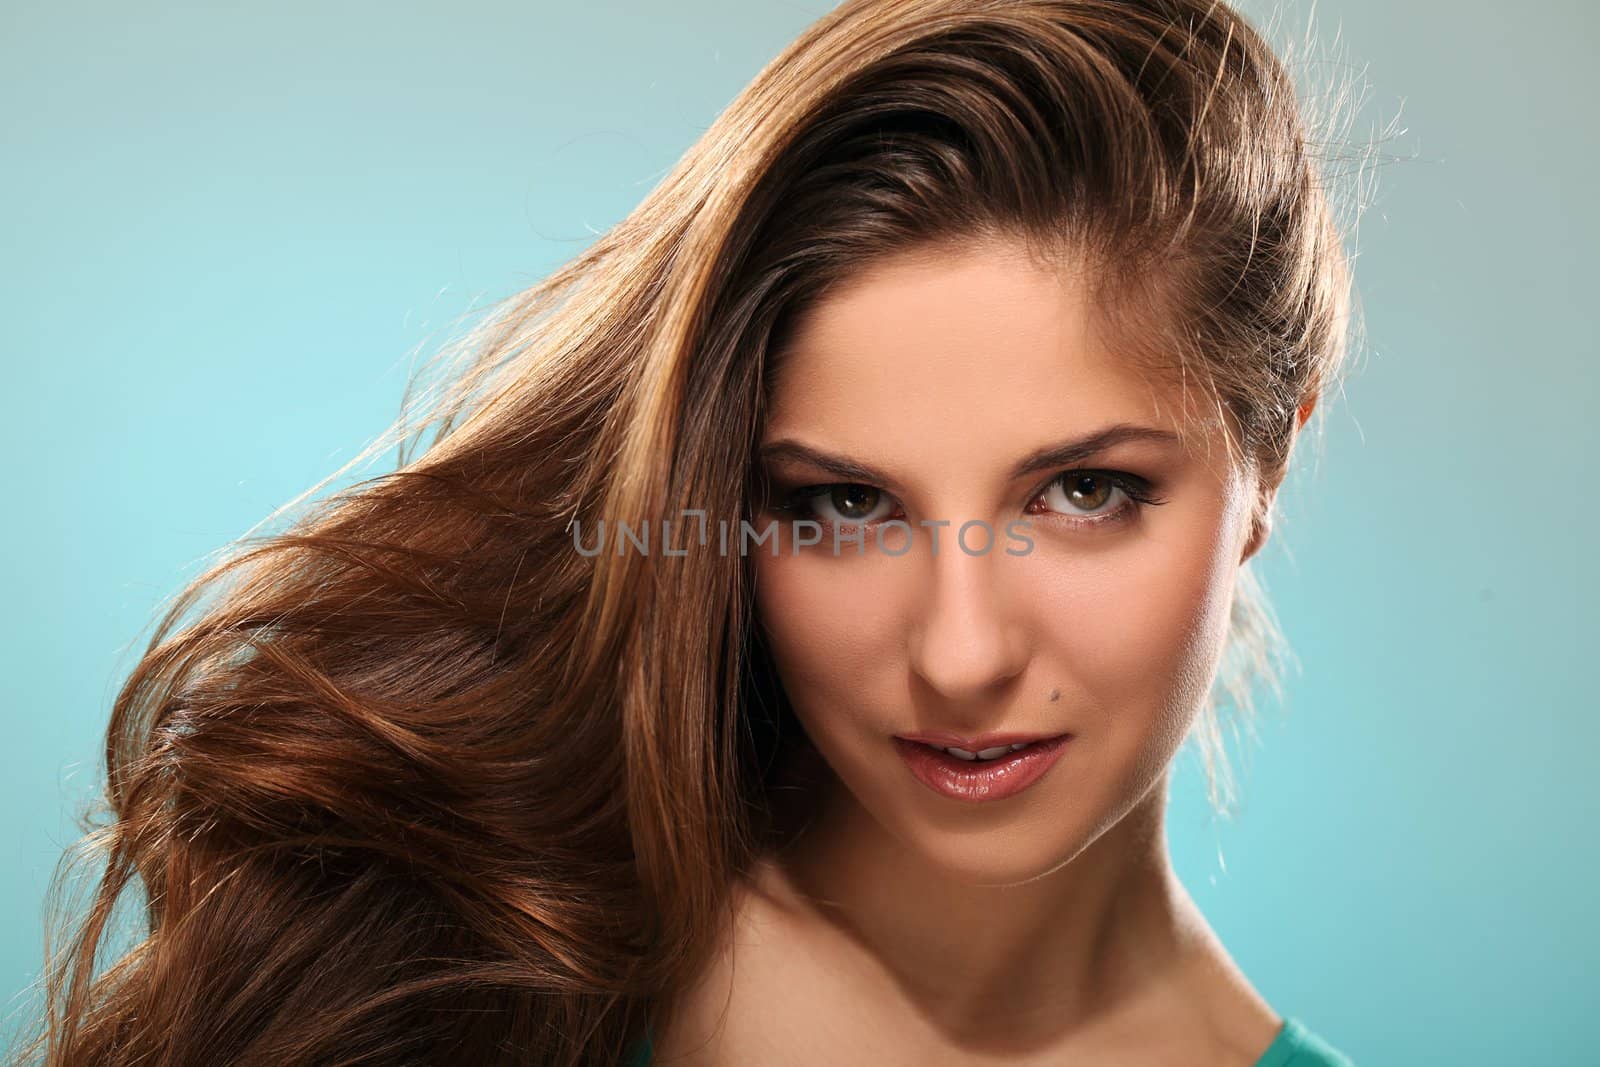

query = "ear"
[[1241, 395, 1315, 564], [1241, 461, 1287, 565], [1296, 394, 1317, 429], [1240, 503, 1272, 564]]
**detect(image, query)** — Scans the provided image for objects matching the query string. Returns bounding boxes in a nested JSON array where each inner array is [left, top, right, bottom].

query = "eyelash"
[[768, 470, 1168, 533]]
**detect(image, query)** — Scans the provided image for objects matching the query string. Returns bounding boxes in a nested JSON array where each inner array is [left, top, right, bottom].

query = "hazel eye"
[[1027, 470, 1162, 527], [804, 484, 897, 525], [1036, 472, 1123, 516]]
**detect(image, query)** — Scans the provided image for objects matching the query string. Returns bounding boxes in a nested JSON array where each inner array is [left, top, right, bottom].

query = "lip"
[[892, 733, 1071, 804], [896, 730, 1061, 751]]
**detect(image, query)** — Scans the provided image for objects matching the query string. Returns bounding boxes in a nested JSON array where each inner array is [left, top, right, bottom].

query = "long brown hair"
[[18, 1, 1369, 1062]]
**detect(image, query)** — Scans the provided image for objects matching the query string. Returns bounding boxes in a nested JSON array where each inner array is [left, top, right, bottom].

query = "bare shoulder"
[[651, 858, 948, 1064], [651, 860, 814, 1066], [1171, 921, 1287, 1066]]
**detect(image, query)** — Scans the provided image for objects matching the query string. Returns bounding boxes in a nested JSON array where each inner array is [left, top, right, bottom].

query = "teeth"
[[919, 740, 1038, 761]]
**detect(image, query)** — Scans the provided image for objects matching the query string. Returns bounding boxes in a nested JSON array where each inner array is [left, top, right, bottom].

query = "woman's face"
[[751, 235, 1264, 886]]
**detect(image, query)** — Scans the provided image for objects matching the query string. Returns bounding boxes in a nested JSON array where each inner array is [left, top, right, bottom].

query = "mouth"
[[891, 732, 1072, 804], [895, 731, 1062, 757]]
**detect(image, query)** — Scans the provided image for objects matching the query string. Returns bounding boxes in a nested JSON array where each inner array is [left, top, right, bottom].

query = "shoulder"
[[1161, 906, 1285, 1065], [653, 856, 908, 1064], [1153, 883, 1357, 1067], [1165, 921, 1352, 1066], [650, 861, 809, 1066]]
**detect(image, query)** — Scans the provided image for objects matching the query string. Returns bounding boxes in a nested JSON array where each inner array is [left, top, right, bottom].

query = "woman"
[[24, 0, 1362, 1064]]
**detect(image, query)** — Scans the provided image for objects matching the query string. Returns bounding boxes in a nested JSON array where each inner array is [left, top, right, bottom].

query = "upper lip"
[[896, 730, 1068, 750]]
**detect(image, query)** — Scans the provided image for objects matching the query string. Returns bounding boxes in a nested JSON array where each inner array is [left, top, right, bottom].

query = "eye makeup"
[[760, 466, 1168, 539]]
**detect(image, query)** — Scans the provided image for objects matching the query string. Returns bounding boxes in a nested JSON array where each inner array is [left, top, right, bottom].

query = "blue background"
[[4, 2, 1594, 1061]]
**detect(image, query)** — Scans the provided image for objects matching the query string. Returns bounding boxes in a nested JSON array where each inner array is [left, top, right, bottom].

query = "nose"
[[906, 545, 1031, 705]]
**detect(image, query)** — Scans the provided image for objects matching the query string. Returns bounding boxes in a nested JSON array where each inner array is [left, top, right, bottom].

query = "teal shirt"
[[624, 1016, 1353, 1065]]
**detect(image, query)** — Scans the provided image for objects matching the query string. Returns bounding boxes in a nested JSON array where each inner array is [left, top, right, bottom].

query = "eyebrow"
[[757, 423, 1183, 488]]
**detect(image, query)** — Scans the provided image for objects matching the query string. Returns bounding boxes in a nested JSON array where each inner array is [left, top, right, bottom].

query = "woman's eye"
[[1030, 471, 1148, 523], [790, 484, 899, 525], [770, 471, 1161, 531]]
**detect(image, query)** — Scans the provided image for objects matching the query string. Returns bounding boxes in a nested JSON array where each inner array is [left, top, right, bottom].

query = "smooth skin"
[[657, 235, 1307, 1066]]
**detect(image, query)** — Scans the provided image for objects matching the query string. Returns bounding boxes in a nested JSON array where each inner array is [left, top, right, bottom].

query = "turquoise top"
[[1253, 1017, 1355, 1066], [624, 1015, 1352, 1065]]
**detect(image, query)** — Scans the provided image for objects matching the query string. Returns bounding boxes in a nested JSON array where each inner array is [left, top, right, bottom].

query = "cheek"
[[1026, 507, 1244, 762], [752, 553, 908, 736]]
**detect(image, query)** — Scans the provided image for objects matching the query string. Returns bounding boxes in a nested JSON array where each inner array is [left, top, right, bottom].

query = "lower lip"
[[892, 735, 1071, 804]]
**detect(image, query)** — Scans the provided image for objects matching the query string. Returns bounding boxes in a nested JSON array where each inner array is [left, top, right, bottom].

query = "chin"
[[907, 828, 1090, 888], [880, 798, 1103, 888]]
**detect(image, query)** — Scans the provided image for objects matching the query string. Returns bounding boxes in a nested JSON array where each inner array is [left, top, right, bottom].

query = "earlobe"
[[1241, 508, 1272, 564]]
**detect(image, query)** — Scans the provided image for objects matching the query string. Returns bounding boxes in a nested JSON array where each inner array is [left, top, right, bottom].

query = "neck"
[[759, 754, 1208, 1040]]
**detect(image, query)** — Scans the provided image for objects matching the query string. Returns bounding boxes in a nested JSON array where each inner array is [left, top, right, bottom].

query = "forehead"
[[764, 238, 1206, 473]]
